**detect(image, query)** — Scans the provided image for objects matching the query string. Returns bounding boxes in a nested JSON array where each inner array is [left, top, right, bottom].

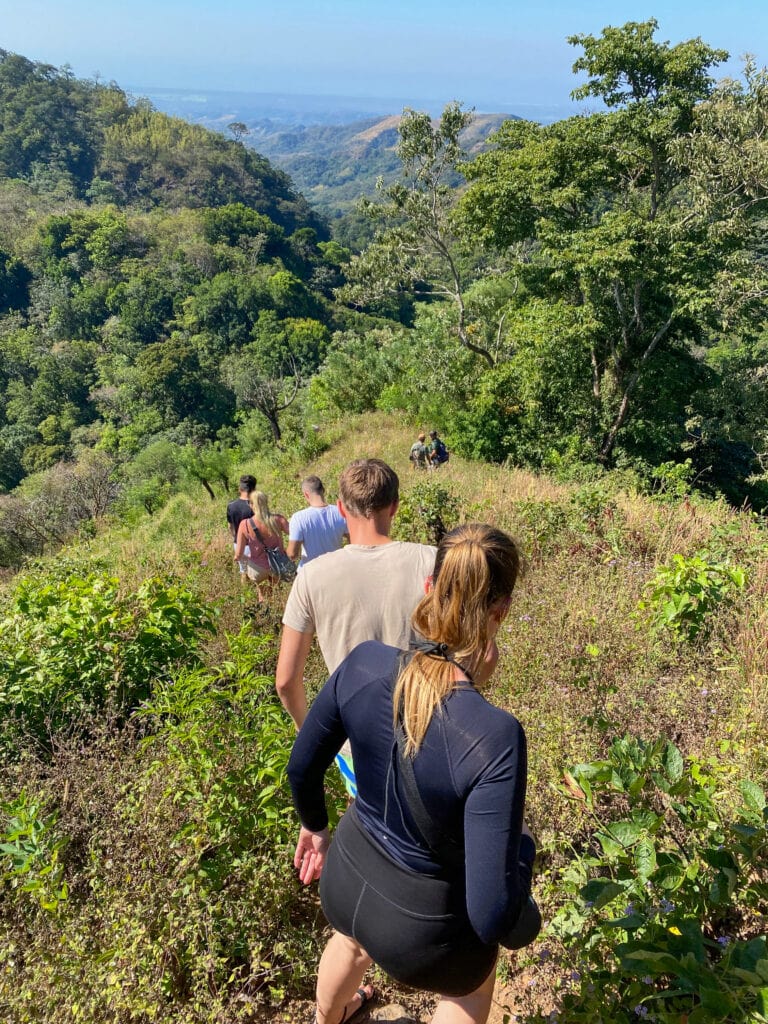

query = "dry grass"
[[2, 411, 765, 1024]]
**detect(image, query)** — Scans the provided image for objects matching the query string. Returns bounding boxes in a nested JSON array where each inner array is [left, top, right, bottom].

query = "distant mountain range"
[[249, 112, 513, 221], [131, 87, 527, 221]]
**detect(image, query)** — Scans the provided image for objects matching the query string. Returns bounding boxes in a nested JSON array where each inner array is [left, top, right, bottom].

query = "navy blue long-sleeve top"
[[287, 641, 536, 946]]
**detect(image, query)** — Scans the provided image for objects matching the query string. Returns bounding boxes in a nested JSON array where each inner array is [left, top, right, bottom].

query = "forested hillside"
[[1, 19, 767, 576], [0, 49, 346, 563]]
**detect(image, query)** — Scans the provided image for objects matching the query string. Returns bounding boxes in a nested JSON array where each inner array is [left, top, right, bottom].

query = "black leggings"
[[320, 805, 497, 997]]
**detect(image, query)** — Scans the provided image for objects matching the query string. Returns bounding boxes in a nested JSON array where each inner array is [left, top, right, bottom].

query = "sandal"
[[313, 985, 374, 1024], [340, 986, 374, 1024]]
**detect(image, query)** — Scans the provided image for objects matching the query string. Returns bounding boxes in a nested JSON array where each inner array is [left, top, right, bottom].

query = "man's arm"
[[287, 539, 302, 561], [275, 626, 314, 728]]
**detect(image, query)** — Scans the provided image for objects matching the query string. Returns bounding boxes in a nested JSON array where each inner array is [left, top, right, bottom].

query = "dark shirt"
[[227, 498, 253, 540], [288, 641, 535, 946]]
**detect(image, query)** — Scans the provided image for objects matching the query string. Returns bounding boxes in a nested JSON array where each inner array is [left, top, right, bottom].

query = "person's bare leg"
[[430, 961, 497, 1024], [315, 931, 374, 1024]]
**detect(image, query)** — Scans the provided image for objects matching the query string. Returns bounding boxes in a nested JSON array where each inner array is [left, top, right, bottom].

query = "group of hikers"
[[409, 429, 450, 470], [226, 459, 539, 1024]]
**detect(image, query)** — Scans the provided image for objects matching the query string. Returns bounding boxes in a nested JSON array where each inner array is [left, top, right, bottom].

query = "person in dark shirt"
[[227, 474, 256, 577], [288, 524, 539, 1024], [428, 429, 449, 467]]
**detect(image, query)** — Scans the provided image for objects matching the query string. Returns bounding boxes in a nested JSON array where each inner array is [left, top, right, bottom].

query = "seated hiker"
[[428, 430, 450, 468]]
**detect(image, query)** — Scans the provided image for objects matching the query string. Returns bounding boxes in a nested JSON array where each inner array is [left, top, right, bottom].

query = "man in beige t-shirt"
[[275, 459, 436, 730]]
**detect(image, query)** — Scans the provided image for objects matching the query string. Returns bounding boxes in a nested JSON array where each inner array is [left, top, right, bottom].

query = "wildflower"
[[624, 902, 635, 916], [717, 935, 731, 947], [701, 688, 708, 696], [659, 899, 675, 914], [538, 947, 551, 963], [519, 614, 533, 623], [570, 971, 581, 982], [634, 1006, 649, 1018], [641, 976, 653, 985], [584, 900, 594, 909]]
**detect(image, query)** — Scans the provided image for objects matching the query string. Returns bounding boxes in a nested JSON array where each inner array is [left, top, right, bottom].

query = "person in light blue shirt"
[[287, 475, 348, 570]]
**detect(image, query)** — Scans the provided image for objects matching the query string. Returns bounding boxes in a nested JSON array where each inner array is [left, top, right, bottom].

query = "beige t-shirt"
[[282, 541, 437, 673]]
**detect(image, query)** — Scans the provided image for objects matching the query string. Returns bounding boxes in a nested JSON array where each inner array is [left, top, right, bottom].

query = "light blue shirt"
[[288, 504, 347, 568]]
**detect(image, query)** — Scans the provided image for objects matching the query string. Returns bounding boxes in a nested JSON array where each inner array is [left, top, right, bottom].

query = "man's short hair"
[[429, 430, 438, 439], [239, 474, 257, 493], [339, 459, 399, 518], [302, 474, 325, 497]]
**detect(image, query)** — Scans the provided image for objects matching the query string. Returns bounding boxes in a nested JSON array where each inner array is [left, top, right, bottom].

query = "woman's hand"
[[294, 826, 330, 884]]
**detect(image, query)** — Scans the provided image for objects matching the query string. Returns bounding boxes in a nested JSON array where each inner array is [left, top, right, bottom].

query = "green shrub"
[[650, 458, 696, 500], [533, 736, 768, 1024], [638, 554, 746, 642], [0, 563, 217, 756], [0, 791, 68, 911], [393, 479, 460, 545], [0, 628, 322, 1022], [511, 499, 571, 559]]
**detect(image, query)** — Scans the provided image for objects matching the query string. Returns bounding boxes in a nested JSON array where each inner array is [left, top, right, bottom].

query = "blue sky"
[[2, 0, 766, 116]]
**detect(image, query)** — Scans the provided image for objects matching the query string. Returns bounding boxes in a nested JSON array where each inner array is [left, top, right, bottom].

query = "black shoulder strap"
[[249, 518, 266, 550]]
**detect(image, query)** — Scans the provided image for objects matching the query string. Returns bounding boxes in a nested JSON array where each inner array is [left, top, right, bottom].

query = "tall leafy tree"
[[339, 103, 498, 366], [460, 20, 749, 464]]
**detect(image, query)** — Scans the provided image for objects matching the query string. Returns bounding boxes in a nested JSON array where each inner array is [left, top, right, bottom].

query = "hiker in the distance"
[[227, 474, 257, 579], [288, 523, 540, 1024], [234, 491, 289, 598], [428, 429, 450, 468], [287, 475, 348, 570], [409, 432, 429, 471]]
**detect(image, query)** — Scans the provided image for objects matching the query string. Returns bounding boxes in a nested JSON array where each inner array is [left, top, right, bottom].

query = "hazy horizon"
[[3, 0, 766, 118], [127, 83, 576, 126]]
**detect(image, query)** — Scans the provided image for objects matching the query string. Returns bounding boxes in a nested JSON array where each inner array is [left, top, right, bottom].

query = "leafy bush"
[[0, 628, 322, 1022], [0, 562, 216, 756], [0, 791, 68, 911], [650, 458, 696, 500], [511, 499, 571, 559], [537, 736, 768, 1024], [393, 479, 460, 545], [638, 554, 746, 642]]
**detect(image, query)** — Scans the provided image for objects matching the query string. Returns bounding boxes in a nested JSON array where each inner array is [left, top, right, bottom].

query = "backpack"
[[249, 520, 297, 582], [433, 439, 449, 464]]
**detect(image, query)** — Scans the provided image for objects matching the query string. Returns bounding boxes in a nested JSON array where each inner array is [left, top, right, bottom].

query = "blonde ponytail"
[[393, 524, 520, 756], [252, 491, 281, 537]]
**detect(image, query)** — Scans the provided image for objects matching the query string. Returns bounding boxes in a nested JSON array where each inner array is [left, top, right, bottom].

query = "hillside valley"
[[249, 112, 513, 220]]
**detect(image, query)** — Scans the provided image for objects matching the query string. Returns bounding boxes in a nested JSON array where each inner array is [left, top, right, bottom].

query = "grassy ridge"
[[0, 413, 765, 1023]]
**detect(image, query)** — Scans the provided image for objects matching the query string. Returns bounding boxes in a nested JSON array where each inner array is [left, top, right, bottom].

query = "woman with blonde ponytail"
[[288, 524, 540, 1024], [233, 490, 289, 595]]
